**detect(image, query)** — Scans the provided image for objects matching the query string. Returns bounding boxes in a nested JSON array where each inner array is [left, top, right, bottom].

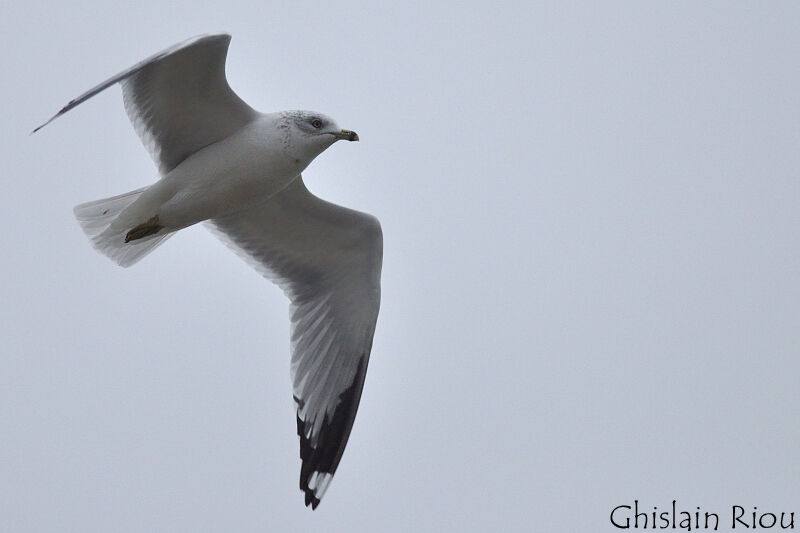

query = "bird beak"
[[333, 129, 359, 142]]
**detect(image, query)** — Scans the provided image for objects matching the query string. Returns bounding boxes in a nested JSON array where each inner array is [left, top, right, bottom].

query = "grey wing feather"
[[34, 34, 258, 173], [206, 177, 382, 509]]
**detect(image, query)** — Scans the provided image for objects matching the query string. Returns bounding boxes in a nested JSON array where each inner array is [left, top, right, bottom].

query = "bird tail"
[[73, 187, 173, 267]]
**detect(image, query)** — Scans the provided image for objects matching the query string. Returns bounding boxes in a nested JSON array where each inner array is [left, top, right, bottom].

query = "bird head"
[[283, 110, 358, 156]]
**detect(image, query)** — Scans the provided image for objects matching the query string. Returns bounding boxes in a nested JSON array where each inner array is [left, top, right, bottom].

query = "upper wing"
[[34, 34, 259, 174], [207, 177, 383, 509]]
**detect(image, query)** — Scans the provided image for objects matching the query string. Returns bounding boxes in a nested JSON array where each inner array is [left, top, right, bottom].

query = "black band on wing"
[[297, 356, 368, 509]]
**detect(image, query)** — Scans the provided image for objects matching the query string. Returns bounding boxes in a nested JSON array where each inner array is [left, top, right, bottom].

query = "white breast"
[[156, 116, 306, 229]]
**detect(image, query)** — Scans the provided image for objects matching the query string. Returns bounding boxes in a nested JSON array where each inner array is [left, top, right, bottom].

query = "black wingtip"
[[304, 490, 321, 510], [33, 101, 80, 135], [295, 357, 368, 511], [297, 415, 326, 511], [31, 115, 57, 135]]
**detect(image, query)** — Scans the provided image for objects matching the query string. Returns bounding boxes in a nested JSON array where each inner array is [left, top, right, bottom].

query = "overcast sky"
[[2, 2, 799, 532]]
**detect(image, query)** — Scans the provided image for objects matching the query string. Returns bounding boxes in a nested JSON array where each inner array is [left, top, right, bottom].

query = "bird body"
[[127, 113, 336, 235], [35, 34, 380, 510]]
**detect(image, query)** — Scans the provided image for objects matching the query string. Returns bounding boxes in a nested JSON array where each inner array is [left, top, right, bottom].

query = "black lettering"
[[679, 512, 691, 531], [634, 500, 647, 528], [732, 505, 748, 528], [705, 512, 719, 531], [760, 512, 777, 528], [673, 500, 677, 529], [611, 505, 631, 529]]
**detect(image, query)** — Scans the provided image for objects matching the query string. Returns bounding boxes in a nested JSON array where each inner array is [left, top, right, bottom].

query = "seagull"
[[34, 34, 382, 509]]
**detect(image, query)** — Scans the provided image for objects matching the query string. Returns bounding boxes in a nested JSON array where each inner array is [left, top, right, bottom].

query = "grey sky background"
[[2, 2, 799, 531]]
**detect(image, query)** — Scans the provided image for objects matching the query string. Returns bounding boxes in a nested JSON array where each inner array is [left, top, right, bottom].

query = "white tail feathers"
[[74, 187, 173, 267]]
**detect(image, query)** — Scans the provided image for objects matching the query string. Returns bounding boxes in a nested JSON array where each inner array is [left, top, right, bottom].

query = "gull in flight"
[[34, 34, 382, 509]]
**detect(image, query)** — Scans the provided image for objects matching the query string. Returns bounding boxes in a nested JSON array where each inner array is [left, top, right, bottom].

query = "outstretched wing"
[[34, 34, 258, 174], [207, 177, 382, 509]]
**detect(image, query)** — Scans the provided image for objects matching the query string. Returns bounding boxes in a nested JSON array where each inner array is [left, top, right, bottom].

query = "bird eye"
[[311, 118, 322, 129]]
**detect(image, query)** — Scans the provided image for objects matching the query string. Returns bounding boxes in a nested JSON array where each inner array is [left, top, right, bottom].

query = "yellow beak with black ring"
[[333, 129, 359, 142]]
